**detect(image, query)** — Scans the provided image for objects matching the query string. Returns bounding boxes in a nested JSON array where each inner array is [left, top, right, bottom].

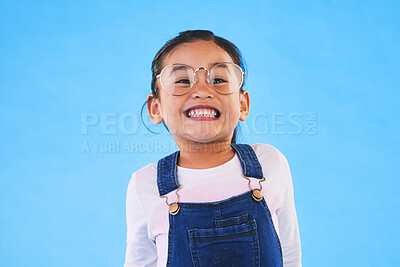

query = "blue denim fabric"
[[157, 144, 283, 267]]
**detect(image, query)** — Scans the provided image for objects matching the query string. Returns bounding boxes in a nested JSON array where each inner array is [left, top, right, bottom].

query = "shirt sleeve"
[[124, 173, 158, 267], [276, 150, 302, 267]]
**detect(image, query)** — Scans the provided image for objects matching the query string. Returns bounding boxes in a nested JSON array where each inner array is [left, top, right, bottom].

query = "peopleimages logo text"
[[81, 112, 318, 136]]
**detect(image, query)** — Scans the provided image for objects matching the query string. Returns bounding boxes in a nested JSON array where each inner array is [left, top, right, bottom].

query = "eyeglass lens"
[[160, 63, 243, 95]]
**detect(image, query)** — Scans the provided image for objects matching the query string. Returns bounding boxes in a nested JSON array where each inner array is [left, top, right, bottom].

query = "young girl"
[[124, 30, 301, 267]]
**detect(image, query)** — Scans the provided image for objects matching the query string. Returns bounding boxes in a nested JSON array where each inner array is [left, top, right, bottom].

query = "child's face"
[[148, 40, 250, 146]]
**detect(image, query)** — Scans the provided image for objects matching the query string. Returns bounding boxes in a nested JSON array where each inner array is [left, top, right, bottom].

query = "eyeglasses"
[[156, 62, 245, 96]]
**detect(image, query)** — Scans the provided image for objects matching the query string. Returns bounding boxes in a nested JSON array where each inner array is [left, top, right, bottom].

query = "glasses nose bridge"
[[193, 67, 210, 84]]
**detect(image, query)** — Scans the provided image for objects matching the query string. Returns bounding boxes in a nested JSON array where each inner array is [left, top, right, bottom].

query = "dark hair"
[[141, 30, 247, 144]]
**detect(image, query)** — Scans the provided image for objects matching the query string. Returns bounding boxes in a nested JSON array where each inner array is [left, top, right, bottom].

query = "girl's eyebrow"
[[171, 65, 189, 71], [208, 62, 231, 68], [184, 62, 232, 69], [169, 62, 232, 70]]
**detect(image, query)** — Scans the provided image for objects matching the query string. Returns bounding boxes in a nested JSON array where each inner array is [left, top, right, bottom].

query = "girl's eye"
[[175, 79, 191, 84], [212, 78, 227, 84]]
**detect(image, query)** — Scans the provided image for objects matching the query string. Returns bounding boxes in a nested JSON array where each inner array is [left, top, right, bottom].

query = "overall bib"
[[157, 144, 283, 267]]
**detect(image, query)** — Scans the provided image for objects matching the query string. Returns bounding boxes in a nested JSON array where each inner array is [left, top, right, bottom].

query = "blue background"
[[1, 1, 399, 266]]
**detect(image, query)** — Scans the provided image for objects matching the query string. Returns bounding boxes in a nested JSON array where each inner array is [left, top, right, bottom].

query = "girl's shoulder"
[[127, 162, 158, 196], [250, 143, 291, 182], [251, 143, 288, 164], [131, 162, 157, 177]]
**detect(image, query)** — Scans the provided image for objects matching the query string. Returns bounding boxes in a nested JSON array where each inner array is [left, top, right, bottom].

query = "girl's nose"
[[192, 69, 213, 98]]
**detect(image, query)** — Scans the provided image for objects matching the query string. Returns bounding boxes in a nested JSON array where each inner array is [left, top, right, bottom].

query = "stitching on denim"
[[250, 145, 263, 178], [255, 228, 260, 267], [170, 153, 174, 189], [242, 145, 251, 176], [244, 144, 263, 179], [217, 204, 221, 220], [173, 151, 180, 188], [215, 213, 248, 223], [194, 239, 200, 267], [239, 145, 252, 177], [157, 158, 166, 196], [189, 229, 257, 243], [169, 153, 175, 190], [251, 221, 260, 267], [243, 144, 258, 177], [188, 230, 200, 267], [216, 205, 220, 221], [232, 144, 249, 176], [215, 214, 248, 228], [261, 198, 283, 264], [167, 214, 174, 267], [188, 229, 200, 267]]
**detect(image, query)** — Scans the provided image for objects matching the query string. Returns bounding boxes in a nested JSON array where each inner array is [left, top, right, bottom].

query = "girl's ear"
[[239, 90, 250, 121], [147, 94, 164, 124]]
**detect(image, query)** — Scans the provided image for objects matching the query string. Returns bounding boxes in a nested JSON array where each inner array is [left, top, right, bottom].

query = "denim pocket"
[[188, 219, 260, 267]]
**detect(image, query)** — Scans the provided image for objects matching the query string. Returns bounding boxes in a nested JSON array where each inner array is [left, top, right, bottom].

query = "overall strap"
[[230, 144, 264, 179], [157, 150, 180, 197]]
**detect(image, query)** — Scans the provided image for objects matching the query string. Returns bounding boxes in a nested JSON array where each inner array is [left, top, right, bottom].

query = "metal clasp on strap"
[[159, 185, 182, 215], [242, 174, 266, 201]]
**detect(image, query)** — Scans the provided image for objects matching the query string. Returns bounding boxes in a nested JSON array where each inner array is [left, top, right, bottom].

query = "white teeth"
[[187, 108, 217, 118]]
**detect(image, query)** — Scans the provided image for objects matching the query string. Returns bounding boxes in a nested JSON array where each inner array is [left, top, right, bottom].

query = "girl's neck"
[[177, 141, 235, 169]]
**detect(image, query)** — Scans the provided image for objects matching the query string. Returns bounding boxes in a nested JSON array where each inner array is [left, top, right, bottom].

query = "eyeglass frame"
[[156, 62, 246, 96]]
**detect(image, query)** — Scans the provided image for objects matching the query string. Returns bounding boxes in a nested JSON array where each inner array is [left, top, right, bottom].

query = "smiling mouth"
[[184, 107, 221, 119]]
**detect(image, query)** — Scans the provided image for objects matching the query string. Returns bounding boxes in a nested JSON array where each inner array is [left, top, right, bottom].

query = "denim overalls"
[[157, 144, 283, 267]]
